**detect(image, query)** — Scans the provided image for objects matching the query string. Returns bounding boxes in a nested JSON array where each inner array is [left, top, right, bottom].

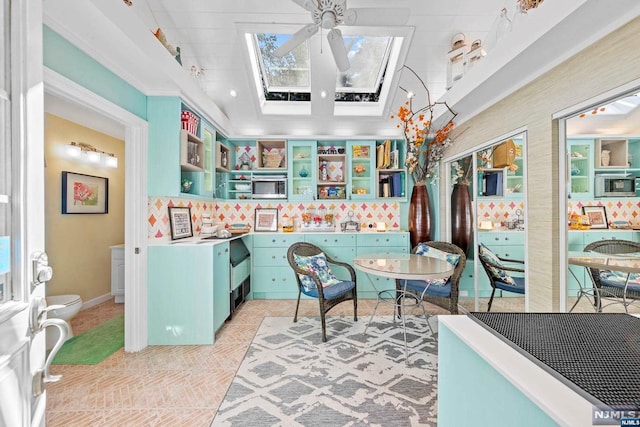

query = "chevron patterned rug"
[[211, 315, 438, 426]]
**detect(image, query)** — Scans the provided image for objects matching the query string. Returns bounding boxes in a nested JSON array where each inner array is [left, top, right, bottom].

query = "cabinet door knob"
[[272, 278, 276, 282], [495, 237, 499, 241], [505, 237, 509, 241]]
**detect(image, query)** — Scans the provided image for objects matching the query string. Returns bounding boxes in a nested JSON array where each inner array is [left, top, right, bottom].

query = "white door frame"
[[44, 68, 148, 352]]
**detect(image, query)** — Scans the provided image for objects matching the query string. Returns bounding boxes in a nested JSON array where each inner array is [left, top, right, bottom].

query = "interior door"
[[0, 1, 64, 426]]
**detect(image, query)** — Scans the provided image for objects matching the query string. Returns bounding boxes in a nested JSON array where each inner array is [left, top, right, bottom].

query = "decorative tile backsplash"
[[148, 197, 401, 241], [476, 197, 640, 229]]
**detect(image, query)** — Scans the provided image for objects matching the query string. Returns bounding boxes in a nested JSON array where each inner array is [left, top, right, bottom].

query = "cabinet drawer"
[[357, 233, 409, 247], [478, 232, 524, 246], [253, 234, 303, 248], [355, 246, 408, 256], [252, 267, 297, 292], [305, 233, 356, 247], [253, 247, 289, 267]]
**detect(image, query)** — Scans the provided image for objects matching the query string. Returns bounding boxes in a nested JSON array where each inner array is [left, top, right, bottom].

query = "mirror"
[[446, 131, 527, 312], [563, 90, 640, 313]]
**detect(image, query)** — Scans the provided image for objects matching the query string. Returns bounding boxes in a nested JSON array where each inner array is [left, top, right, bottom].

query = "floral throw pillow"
[[293, 252, 341, 292], [479, 243, 516, 286], [415, 243, 460, 287]]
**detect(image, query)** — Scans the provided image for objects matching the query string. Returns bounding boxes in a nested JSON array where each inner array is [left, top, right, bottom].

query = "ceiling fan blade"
[[343, 8, 410, 26], [273, 24, 319, 57], [291, 0, 317, 12], [327, 28, 350, 72]]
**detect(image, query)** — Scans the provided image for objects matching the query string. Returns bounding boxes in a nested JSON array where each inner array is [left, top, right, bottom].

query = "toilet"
[[45, 294, 83, 350]]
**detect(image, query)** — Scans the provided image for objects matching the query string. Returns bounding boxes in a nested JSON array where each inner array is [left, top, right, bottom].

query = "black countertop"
[[469, 312, 640, 411]]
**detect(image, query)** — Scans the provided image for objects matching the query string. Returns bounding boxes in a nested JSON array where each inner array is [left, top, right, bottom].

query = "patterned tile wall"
[[477, 197, 640, 228], [148, 197, 401, 242]]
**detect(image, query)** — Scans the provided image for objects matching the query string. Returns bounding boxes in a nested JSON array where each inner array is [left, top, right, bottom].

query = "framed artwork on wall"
[[61, 171, 109, 214], [168, 206, 193, 240], [254, 208, 278, 232], [582, 205, 608, 229]]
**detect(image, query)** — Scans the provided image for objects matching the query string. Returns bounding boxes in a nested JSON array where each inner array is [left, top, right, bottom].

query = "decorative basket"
[[263, 151, 283, 168], [181, 110, 199, 135]]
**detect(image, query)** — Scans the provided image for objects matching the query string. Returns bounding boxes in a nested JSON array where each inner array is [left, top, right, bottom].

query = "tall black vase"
[[451, 183, 473, 256], [409, 183, 432, 248]]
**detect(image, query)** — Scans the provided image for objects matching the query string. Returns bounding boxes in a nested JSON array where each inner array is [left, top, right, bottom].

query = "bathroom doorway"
[[44, 70, 149, 352]]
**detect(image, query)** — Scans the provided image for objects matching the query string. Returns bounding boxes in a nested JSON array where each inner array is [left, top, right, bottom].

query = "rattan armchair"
[[478, 243, 525, 312], [578, 239, 640, 313], [396, 241, 467, 315], [287, 242, 357, 342]]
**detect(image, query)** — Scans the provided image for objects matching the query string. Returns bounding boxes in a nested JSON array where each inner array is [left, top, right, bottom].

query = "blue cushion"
[[302, 280, 355, 300], [599, 271, 640, 292], [493, 276, 526, 294], [479, 243, 517, 286], [414, 243, 460, 287], [404, 279, 451, 298], [293, 252, 341, 292]]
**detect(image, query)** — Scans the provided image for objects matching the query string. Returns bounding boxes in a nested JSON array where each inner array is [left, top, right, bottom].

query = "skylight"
[[252, 33, 392, 104]]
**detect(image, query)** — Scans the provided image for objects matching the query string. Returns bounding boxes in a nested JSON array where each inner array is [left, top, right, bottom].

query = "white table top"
[[352, 253, 454, 281]]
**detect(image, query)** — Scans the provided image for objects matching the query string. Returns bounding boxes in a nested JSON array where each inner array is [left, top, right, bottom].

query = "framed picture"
[[168, 206, 194, 240], [61, 171, 108, 214], [254, 208, 278, 232], [582, 206, 608, 229]]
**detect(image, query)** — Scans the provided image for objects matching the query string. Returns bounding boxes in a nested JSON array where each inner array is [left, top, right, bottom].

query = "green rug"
[[52, 314, 124, 365]]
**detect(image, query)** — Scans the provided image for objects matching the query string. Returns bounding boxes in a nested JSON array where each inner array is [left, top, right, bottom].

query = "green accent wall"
[[43, 26, 147, 120]]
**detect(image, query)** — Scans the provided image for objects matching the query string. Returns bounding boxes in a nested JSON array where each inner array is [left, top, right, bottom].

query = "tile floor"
[[46, 295, 638, 426]]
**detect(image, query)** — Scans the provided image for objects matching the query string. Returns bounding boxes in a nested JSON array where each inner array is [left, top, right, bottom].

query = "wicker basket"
[[263, 151, 283, 168]]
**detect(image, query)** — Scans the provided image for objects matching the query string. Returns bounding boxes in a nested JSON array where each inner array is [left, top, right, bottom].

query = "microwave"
[[252, 175, 287, 199], [594, 175, 636, 197]]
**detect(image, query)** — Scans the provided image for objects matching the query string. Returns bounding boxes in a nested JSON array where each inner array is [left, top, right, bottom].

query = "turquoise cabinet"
[[252, 234, 302, 299], [213, 242, 230, 332], [305, 234, 357, 284], [288, 140, 317, 201], [567, 138, 594, 199], [148, 245, 214, 345], [348, 140, 375, 200], [355, 233, 409, 298], [147, 96, 181, 196]]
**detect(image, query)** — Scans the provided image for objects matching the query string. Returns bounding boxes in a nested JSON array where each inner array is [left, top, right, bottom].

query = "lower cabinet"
[[148, 245, 214, 345], [213, 242, 230, 333], [250, 232, 409, 300]]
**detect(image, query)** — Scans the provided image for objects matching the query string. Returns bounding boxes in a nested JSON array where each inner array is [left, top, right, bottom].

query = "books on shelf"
[[378, 171, 406, 198]]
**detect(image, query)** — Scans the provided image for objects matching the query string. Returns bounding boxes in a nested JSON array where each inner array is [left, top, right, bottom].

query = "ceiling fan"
[[273, 0, 410, 72]]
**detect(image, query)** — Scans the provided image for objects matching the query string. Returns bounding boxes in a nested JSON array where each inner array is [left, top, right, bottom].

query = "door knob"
[[31, 251, 53, 292]]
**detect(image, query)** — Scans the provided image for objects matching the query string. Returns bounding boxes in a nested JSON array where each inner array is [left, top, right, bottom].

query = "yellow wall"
[[444, 17, 640, 311], [44, 114, 125, 303]]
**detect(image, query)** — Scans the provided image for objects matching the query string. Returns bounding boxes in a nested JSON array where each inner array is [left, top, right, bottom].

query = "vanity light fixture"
[[66, 141, 118, 168]]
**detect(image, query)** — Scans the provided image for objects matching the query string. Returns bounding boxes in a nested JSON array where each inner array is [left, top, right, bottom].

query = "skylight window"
[[252, 33, 392, 104], [254, 34, 311, 101], [336, 36, 392, 102]]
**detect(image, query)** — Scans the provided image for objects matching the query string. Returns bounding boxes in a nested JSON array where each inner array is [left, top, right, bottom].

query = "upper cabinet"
[[147, 97, 216, 198], [288, 140, 317, 201], [348, 141, 375, 200], [568, 138, 594, 199], [478, 137, 525, 199], [317, 143, 347, 200]]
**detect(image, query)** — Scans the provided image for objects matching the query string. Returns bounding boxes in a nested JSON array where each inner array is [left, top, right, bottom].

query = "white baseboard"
[[81, 293, 113, 310]]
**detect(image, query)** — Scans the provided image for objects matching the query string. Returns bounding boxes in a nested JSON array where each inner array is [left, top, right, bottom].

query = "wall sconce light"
[[66, 142, 118, 168]]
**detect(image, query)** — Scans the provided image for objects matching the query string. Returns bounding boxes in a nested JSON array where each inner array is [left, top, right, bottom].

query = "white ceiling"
[[130, 0, 513, 138], [43, 0, 640, 139]]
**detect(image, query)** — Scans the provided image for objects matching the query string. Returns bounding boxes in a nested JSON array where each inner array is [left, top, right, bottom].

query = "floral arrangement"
[[391, 66, 457, 185], [451, 156, 473, 186], [354, 165, 366, 174]]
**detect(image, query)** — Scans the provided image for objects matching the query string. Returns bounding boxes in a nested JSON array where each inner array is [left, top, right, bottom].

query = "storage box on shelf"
[[257, 139, 287, 169]]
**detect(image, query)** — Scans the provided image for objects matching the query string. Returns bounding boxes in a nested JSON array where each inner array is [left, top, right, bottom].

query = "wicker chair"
[[478, 243, 525, 312], [396, 241, 467, 315], [577, 239, 640, 313], [287, 242, 357, 342]]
